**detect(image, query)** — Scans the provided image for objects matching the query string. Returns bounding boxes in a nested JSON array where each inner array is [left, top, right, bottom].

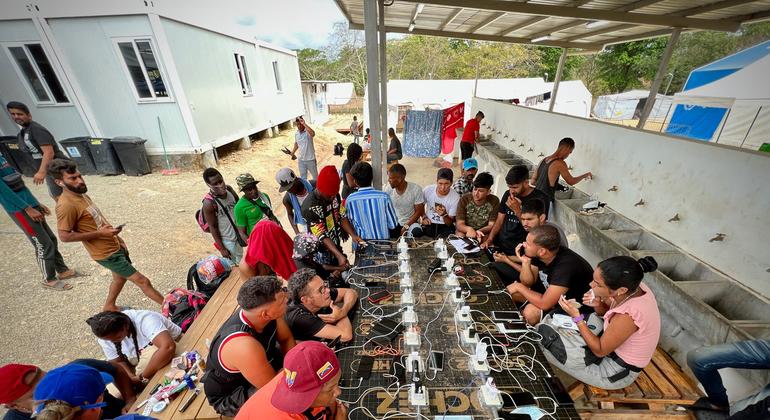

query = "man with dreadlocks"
[[86, 310, 182, 389]]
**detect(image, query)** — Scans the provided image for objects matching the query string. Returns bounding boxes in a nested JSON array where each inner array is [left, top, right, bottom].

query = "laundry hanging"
[[403, 109, 443, 157]]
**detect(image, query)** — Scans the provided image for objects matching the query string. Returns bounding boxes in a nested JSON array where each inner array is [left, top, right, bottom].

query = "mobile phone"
[[368, 290, 393, 303], [498, 321, 528, 333], [356, 356, 374, 379], [327, 335, 342, 349], [116, 223, 126, 229], [364, 281, 385, 288], [428, 351, 444, 371], [508, 391, 536, 407], [428, 258, 442, 272], [492, 311, 523, 322], [489, 345, 508, 357], [544, 376, 574, 406], [517, 246, 526, 257], [498, 413, 531, 420]]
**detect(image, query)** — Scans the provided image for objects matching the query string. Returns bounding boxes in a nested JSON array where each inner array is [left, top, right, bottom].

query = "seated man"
[[506, 225, 592, 325], [421, 168, 460, 239], [483, 165, 550, 255], [0, 360, 131, 420], [455, 172, 499, 241], [345, 162, 399, 240], [492, 198, 568, 284], [203, 276, 295, 417], [235, 341, 346, 420], [687, 338, 770, 418], [292, 233, 346, 282], [453, 158, 478, 196], [385, 164, 424, 236], [285, 268, 358, 343], [240, 220, 297, 280]]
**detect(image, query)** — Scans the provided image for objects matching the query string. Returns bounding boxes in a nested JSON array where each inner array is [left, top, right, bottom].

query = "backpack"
[[195, 193, 214, 232], [187, 255, 232, 298], [162, 288, 208, 332], [334, 143, 344, 156]]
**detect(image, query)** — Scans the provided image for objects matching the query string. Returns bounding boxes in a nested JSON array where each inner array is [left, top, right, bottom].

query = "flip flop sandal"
[[42, 279, 73, 291]]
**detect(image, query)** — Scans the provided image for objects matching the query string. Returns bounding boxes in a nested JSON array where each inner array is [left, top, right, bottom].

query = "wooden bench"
[[131, 269, 244, 420], [569, 347, 703, 418]]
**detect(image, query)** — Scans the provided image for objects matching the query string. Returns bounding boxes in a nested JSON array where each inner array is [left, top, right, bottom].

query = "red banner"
[[441, 102, 465, 154]]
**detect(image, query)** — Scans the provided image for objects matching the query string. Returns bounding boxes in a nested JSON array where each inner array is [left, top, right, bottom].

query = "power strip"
[[408, 383, 428, 407]]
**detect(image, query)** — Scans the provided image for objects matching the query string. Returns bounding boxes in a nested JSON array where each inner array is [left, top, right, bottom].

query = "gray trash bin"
[[60, 137, 98, 175], [111, 137, 151, 176]]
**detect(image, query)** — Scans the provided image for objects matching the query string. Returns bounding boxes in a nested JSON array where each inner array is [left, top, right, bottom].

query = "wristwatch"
[[572, 314, 585, 324]]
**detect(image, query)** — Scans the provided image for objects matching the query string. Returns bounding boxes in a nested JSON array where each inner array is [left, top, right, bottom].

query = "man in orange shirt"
[[235, 341, 346, 420], [460, 111, 484, 160]]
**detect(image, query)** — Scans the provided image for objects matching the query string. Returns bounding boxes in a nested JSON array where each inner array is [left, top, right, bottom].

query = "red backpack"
[[195, 193, 214, 232], [161, 288, 208, 332]]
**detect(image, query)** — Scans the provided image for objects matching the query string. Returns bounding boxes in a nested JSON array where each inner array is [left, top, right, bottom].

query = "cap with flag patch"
[[270, 341, 340, 413], [275, 168, 298, 192]]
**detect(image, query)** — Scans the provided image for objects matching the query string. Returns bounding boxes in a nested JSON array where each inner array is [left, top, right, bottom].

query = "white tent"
[[593, 90, 673, 121], [326, 82, 355, 105], [537, 81, 593, 118]]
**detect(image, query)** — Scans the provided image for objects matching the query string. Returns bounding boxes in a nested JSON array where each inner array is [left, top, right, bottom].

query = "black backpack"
[[334, 143, 344, 156], [186, 256, 231, 298]]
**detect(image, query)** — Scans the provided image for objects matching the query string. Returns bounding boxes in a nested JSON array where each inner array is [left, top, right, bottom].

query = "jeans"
[[687, 339, 770, 409], [221, 239, 243, 264], [298, 159, 318, 180], [353, 134, 360, 144]]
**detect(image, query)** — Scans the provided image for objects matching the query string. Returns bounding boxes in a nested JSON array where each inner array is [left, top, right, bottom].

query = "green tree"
[[296, 48, 333, 81]]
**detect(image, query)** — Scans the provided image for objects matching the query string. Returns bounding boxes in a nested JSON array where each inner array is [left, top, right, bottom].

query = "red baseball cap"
[[316, 165, 340, 197], [0, 364, 38, 404], [271, 341, 340, 413]]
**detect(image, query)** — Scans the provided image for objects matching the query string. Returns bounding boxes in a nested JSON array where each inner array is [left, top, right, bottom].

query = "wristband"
[[571, 314, 584, 324]]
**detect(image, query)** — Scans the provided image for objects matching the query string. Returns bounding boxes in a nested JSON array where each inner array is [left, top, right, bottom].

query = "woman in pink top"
[[538, 256, 661, 389]]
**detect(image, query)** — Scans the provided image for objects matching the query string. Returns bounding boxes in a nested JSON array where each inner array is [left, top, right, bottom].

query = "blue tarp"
[[666, 104, 727, 141], [403, 109, 442, 157]]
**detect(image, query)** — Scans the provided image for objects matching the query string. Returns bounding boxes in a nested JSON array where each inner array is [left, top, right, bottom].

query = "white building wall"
[[0, 19, 89, 139], [256, 46, 304, 125], [47, 15, 191, 153], [473, 97, 770, 298]]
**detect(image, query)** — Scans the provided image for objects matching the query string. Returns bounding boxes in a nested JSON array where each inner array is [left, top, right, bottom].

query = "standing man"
[[301, 166, 362, 273], [531, 137, 593, 206], [290, 116, 318, 180], [6, 102, 68, 201], [286, 268, 358, 343], [384, 164, 424, 236], [460, 111, 484, 161], [276, 168, 315, 235], [420, 168, 460, 239], [453, 158, 478, 196], [346, 162, 399, 240], [0, 154, 75, 290], [203, 276, 296, 417], [48, 159, 164, 311], [350, 116, 361, 144], [202, 168, 246, 263], [455, 172, 499, 241], [234, 173, 278, 239]]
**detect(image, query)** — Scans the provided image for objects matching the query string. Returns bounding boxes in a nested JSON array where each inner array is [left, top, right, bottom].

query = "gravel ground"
[[0, 115, 444, 373]]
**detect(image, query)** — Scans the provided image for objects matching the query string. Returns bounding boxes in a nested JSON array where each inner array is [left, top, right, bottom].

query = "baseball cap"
[[316, 166, 340, 197], [462, 158, 478, 171], [236, 173, 259, 191], [271, 341, 340, 413], [33, 364, 113, 412], [0, 364, 37, 404], [276, 168, 298, 192]]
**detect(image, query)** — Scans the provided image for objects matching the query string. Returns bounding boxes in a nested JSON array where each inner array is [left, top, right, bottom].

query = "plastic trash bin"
[[60, 137, 98, 175], [87, 138, 123, 175], [111, 137, 151, 176], [0, 136, 37, 177]]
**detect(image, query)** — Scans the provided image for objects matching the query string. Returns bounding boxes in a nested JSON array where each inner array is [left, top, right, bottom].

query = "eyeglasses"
[[317, 282, 329, 295]]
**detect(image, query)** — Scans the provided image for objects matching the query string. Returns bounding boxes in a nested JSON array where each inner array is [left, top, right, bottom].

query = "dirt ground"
[[0, 115, 447, 369]]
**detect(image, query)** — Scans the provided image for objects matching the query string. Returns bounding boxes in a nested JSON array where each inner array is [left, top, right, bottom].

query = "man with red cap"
[[300, 165, 361, 279], [235, 341, 346, 420]]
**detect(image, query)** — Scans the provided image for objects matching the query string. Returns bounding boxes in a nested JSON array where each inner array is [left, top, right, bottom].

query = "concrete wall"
[[48, 15, 191, 153], [472, 98, 770, 298], [0, 19, 89, 139]]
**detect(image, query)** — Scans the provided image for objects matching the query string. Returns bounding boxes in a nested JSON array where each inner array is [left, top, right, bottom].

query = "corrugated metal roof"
[[334, 0, 770, 51]]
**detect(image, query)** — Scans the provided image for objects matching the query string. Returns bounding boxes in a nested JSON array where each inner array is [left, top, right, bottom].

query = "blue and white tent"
[[666, 40, 770, 149]]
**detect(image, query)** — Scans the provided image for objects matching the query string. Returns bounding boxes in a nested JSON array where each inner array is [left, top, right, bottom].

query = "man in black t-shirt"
[[506, 225, 592, 325], [6, 102, 67, 200], [285, 268, 358, 343], [482, 165, 550, 255]]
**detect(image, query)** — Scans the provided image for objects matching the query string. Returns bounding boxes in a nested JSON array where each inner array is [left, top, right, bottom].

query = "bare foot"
[[57, 269, 77, 280], [103, 304, 120, 312]]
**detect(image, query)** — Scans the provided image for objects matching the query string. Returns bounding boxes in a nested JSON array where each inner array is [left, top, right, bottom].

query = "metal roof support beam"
[[549, 48, 567, 112], [350, 23, 602, 50], [470, 11, 506, 33], [441, 7, 463, 30], [364, 0, 383, 187], [637, 28, 680, 129], [601, 28, 675, 46], [404, 0, 741, 31], [496, 16, 548, 36], [677, 0, 759, 17], [563, 23, 635, 42], [378, 0, 389, 186]]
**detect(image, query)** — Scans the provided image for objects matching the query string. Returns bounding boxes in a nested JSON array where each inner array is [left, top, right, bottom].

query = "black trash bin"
[[111, 136, 151, 176], [87, 138, 123, 175], [0, 136, 37, 177], [60, 137, 98, 175]]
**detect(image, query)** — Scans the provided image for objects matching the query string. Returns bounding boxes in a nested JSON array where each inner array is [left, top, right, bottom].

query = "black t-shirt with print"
[[495, 188, 550, 254], [17, 121, 67, 163], [285, 288, 339, 342], [531, 247, 593, 305]]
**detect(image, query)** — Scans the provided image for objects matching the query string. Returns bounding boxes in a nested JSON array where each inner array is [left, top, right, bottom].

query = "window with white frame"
[[116, 39, 169, 100], [234, 53, 252, 95], [272, 60, 282, 92], [7, 43, 69, 104]]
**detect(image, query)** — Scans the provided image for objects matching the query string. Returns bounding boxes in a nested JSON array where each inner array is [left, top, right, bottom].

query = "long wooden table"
[[131, 269, 244, 420]]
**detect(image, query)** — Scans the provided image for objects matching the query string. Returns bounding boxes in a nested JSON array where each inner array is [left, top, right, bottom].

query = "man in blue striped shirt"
[[345, 162, 399, 240]]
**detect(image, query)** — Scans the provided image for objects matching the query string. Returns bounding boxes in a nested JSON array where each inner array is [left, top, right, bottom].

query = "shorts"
[[96, 248, 138, 278]]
